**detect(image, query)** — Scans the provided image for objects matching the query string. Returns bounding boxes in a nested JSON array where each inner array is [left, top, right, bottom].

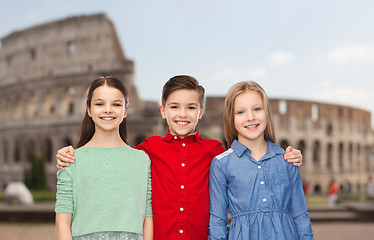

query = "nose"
[[246, 111, 254, 121], [178, 108, 187, 117], [104, 103, 112, 113]]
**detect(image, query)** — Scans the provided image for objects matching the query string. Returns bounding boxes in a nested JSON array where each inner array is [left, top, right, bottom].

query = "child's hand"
[[56, 146, 75, 169], [284, 146, 303, 167]]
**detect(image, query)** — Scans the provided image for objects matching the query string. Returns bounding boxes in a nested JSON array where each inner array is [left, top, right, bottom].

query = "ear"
[[123, 108, 128, 119], [87, 107, 92, 117], [160, 105, 167, 119], [198, 106, 205, 119]]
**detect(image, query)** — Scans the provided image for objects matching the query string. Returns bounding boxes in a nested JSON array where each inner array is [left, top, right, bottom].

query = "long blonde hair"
[[223, 81, 275, 148]]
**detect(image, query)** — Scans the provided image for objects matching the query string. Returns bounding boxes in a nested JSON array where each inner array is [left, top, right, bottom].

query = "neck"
[[85, 129, 126, 148], [238, 137, 267, 161]]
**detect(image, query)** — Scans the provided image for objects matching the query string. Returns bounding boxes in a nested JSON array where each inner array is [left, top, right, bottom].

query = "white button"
[[179, 230, 183, 233], [174, 136, 178, 139], [260, 181, 264, 185], [181, 185, 185, 189], [182, 143, 186, 146], [263, 198, 267, 202], [258, 166, 261, 169], [180, 207, 184, 211], [181, 163, 185, 167]]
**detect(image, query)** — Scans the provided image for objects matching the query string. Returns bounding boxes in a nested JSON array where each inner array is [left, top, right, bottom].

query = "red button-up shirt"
[[136, 130, 224, 240]]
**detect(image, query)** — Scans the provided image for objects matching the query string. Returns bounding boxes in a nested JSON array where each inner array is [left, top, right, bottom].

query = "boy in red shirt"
[[56, 75, 303, 239]]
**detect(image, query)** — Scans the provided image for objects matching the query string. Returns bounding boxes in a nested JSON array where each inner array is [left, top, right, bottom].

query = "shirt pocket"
[[268, 164, 290, 185]]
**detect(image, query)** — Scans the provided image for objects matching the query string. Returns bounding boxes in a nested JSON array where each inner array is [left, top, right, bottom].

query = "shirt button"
[[179, 230, 183, 234], [182, 143, 186, 146], [181, 163, 185, 167], [181, 185, 185, 189], [180, 207, 184, 211], [263, 198, 267, 202], [258, 166, 261, 169], [174, 136, 177, 139], [260, 181, 264, 185]]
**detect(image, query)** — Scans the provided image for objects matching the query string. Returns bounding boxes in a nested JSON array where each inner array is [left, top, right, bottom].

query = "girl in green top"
[[55, 76, 153, 240]]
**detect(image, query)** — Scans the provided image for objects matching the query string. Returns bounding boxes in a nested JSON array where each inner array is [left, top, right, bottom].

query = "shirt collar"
[[163, 129, 202, 143], [231, 139, 285, 161]]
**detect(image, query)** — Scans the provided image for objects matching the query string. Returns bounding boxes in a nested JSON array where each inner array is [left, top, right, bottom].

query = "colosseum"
[[0, 13, 373, 194]]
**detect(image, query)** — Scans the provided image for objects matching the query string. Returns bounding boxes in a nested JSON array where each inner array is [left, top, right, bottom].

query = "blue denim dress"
[[208, 140, 313, 239]]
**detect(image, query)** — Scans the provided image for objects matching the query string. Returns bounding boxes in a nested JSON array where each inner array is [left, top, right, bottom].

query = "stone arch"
[[43, 139, 53, 163], [42, 90, 56, 116], [14, 139, 21, 163], [279, 139, 289, 151], [14, 95, 23, 120], [134, 135, 146, 146], [313, 184, 321, 194], [297, 140, 306, 154], [63, 137, 74, 147], [27, 92, 38, 119], [3, 140, 9, 164], [26, 139, 35, 162], [365, 145, 371, 173], [313, 140, 320, 168], [327, 143, 333, 170], [349, 143, 353, 173], [61, 88, 75, 116], [339, 142, 344, 172]]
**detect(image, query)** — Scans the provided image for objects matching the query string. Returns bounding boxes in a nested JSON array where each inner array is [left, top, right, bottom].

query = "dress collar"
[[163, 129, 202, 143], [231, 139, 285, 161]]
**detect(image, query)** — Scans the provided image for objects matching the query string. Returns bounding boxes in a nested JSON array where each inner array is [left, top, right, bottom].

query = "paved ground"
[[1, 222, 374, 240]]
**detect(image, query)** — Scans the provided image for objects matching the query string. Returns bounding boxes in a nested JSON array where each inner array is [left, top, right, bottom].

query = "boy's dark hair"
[[161, 75, 205, 107], [76, 76, 129, 148]]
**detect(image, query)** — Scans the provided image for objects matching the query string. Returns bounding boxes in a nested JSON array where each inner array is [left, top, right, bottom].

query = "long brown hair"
[[76, 76, 129, 148], [223, 81, 275, 148]]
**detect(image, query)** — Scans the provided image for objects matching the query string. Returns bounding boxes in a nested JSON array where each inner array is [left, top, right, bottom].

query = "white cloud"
[[267, 51, 294, 66], [248, 67, 267, 79], [326, 45, 374, 64]]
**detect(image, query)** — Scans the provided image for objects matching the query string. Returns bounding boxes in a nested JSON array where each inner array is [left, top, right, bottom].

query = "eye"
[[95, 103, 103, 106], [236, 111, 244, 114], [113, 103, 122, 107], [170, 105, 178, 109], [188, 106, 197, 110], [254, 107, 262, 111]]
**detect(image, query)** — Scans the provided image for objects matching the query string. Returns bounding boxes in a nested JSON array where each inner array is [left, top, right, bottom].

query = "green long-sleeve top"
[[55, 146, 152, 237]]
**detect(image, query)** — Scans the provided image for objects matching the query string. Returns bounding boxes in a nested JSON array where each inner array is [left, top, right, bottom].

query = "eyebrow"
[[167, 102, 199, 105], [92, 98, 123, 102]]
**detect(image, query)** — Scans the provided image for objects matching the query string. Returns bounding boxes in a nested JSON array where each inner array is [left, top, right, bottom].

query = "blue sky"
[[1, 0, 374, 126]]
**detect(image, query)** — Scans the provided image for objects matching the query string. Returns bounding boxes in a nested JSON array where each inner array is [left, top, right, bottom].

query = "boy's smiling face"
[[160, 89, 204, 139]]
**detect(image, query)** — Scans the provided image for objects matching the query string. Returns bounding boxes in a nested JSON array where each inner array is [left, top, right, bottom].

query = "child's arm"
[[56, 146, 76, 169], [143, 217, 153, 240], [143, 161, 153, 239], [284, 146, 303, 166], [208, 157, 229, 240], [56, 213, 73, 240], [288, 165, 314, 239]]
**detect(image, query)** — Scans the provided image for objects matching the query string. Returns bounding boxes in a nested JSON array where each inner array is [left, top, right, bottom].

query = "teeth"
[[245, 124, 258, 129], [177, 121, 188, 125], [102, 117, 114, 120]]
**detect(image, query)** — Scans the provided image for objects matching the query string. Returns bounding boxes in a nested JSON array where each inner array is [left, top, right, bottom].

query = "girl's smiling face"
[[88, 85, 127, 133], [234, 90, 267, 145]]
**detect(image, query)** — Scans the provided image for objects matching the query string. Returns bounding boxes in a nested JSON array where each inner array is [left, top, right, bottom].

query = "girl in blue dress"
[[208, 81, 313, 239]]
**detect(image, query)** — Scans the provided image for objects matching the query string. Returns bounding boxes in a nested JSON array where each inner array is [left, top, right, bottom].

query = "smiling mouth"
[[176, 121, 189, 126], [100, 117, 115, 120], [245, 124, 259, 129]]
